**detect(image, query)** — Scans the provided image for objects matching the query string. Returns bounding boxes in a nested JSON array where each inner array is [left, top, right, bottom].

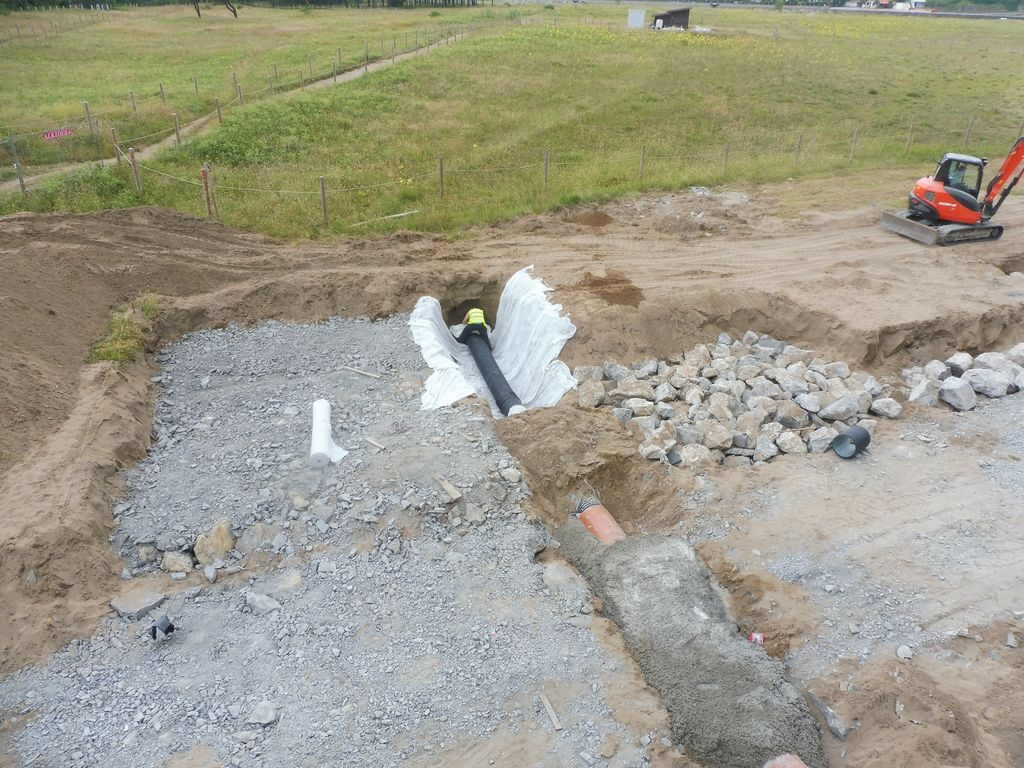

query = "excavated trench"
[[5, 200, 1024, 765]]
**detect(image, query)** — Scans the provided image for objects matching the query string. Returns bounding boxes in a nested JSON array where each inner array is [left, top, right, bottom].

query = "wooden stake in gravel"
[[433, 475, 462, 503], [540, 694, 563, 731]]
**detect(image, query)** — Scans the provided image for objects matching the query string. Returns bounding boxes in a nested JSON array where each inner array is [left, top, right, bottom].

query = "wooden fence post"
[[337, 47, 342, 67], [543, 149, 550, 188], [332, 63, 337, 84], [723, 138, 731, 174], [300, 70, 304, 90], [193, 75, 199, 97], [215, 96, 222, 124], [201, 164, 214, 217], [268, 75, 273, 94], [111, 127, 120, 164], [319, 175, 329, 227], [159, 82, 166, 103], [7, 137, 25, 194], [794, 133, 803, 166], [274, 62, 279, 86], [392, 34, 395, 63], [639, 145, 646, 181], [364, 42, 369, 72], [235, 82, 243, 105], [172, 112, 180, 145], [849, 127, 859, 162], [964, 116, 974, 147], [439, 156, 445, 197], [83, 100, 94, 136], [232, 70, 238, 90], [904, 122, 914, 155], [307, 52, 313, 78], [129, 146, 142, 194], [129, 89, 137, 113]]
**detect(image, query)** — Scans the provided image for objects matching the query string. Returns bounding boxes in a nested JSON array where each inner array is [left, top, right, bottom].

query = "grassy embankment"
[[0, 4, 485, 171], [4, 6, 1024, 235]]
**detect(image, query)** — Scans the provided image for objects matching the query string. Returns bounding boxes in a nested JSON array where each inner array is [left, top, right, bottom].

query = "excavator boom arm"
[[983, 136, 1024, 218]]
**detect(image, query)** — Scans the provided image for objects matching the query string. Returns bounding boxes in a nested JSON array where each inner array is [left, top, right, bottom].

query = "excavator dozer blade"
[[880, 210, 940, 245]]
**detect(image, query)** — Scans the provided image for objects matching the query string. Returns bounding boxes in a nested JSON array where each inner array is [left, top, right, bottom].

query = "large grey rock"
[[774, 400, 809, 429], [675, 423, 704, 446], [748, 377, 783, 399], [194, 519, 234, 566], [702, 421, 734, 451], [639, 423, 677, 461], [622, 397, 655, 417], [110, 589, 166, 620], [974, 352, 1024, 380], [869, 397, 903, 419], [753, 435, 779, 462], [612, 407, 633, 425], [922, 359, 949, 382], [823, 361, 851, 379], [818, 394, 861, 421], [630, 415, 661, 436], [962, 368, 1012, 398], [1006, 343, 1024, 367], [554, 521, 827, 768], [236, 522, 282, 555], [674, 444, 715, 468], [795, 393, 822, 413], [573, 365, 605, 383], [245, 591, 283, 616], [653, 382, 677, 403], [907, 379, 939, 407], [603, 361, 632, 383], [775, 371, 809, 397], [247, 700, 279, 726], [161, 551, 193, 573], [610, 379, 656, 402], [632, 358, 660, 378], [776, 431, 808, 455], [807, 426, 838, 453], [938, 377, 977, 411], [945, 352, 974, 377], [706, 392, 735, 423], [577, 380, 605, 409]]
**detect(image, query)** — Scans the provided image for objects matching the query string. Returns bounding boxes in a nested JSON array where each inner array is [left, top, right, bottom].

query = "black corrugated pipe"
[[460, 330, 525, 416]]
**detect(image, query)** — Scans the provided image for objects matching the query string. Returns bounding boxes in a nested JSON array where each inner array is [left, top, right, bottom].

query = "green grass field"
[[0, 5, 484, 169], [3, 5, 1024, 236]]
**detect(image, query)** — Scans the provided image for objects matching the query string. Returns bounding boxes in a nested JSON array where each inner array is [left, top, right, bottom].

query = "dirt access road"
[[1, 180, 1023, 766]]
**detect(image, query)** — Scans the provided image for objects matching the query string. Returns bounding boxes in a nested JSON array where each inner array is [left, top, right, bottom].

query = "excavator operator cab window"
[[937, 159, 982, 196]]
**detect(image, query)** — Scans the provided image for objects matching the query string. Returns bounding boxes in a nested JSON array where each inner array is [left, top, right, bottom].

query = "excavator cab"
[[933, 154, 985, 199]]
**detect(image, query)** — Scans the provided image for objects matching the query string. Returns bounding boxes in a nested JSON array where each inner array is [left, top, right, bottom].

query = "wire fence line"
[[1, 18, 479, 177], [88, 113, 1024, 233]]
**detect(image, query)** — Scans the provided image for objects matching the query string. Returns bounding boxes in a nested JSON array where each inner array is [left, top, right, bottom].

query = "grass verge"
[[88, 296, 159, 363]]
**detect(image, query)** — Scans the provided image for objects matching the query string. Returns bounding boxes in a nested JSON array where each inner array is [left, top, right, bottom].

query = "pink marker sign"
[[43, 127, 73, 141]]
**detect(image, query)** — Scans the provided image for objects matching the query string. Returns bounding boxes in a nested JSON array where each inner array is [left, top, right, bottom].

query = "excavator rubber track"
[[881, 210, 1003, 246]]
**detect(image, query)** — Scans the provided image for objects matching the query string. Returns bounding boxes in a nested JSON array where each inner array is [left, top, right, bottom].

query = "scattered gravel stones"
[[0, 314, 655, 768], [577, 332, 895, 466]]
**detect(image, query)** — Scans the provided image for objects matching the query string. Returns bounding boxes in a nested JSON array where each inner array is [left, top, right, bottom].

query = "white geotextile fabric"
[[409, 266, 577, 417]]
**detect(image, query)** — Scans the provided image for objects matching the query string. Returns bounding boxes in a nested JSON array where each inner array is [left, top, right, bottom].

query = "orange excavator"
[[881, 136, 1024, 245]]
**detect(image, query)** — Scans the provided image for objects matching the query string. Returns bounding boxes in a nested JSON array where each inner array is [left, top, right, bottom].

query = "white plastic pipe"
[[309, 399, 347, 467]]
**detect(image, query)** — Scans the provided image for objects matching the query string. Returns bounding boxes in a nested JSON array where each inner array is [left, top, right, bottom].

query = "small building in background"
[[627, 8, 647, 29], [651, 7, 691, 30]]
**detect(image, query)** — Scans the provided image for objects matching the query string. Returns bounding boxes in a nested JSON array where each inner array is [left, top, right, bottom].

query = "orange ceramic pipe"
[[576, 500, 626, 545]]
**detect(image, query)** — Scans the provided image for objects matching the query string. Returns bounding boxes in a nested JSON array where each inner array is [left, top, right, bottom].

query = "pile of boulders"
[[573, 331, 901, 468], [904, 343, 1024, 412]]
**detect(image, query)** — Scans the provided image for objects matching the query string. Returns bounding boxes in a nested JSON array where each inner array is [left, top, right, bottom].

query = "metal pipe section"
[[461, 331, 524, 416]]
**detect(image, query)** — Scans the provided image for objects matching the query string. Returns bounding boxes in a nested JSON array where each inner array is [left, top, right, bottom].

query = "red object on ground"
[[577, 502, 626, 545], [749, 632, 765, 646]]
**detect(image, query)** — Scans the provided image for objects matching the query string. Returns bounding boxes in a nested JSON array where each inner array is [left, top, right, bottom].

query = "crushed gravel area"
[[0, 316, 665, 768]]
